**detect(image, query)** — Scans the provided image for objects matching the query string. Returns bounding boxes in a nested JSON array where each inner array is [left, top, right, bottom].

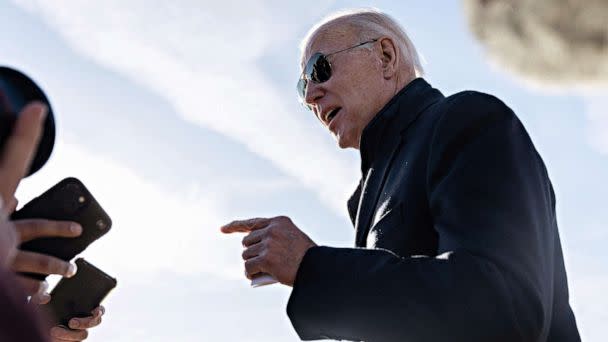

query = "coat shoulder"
[[431, 90, 521, 140], [442, 90, 515, 119]]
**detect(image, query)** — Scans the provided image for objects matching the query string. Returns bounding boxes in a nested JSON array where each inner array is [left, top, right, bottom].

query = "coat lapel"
[[354, 136, 403, 246], [347, 181, 362, 226], [351, 78, 444, 247]]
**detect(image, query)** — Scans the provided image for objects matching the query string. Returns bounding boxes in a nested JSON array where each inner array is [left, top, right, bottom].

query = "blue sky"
[[1, 1, 606, 341]]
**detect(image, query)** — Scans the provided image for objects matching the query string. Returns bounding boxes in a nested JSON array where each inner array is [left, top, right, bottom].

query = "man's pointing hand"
[[221, 216, 316, 287]]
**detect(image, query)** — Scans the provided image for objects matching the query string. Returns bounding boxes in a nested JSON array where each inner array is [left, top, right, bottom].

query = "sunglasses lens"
[[297, 78, 307, 100], [311, 56, 331, 83], [297, 53, 332, 110]]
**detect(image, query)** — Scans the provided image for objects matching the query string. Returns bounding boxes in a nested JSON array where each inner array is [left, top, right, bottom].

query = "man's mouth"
[[326, 108, 341, 124]]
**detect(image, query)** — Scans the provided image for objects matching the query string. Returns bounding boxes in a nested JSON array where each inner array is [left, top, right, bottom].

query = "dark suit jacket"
[[286, 79, 580, 341]]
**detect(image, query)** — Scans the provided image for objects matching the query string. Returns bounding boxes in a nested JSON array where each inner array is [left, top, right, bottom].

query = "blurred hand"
[[0, 219, 17, 267], [0, 102, 46, 268], [221, 216, 316, 286], [9, 219, 82, 302], [0, 102, 46, 206], [49, 306, 105, 342]]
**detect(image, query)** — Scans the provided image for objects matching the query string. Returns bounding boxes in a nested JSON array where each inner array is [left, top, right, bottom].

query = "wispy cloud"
[[93, 273, 298, 341], [584, 94, 608, 156], [12, 0, 358, 215], [17, 139, 246, 278], [566, 248, 608, 342]]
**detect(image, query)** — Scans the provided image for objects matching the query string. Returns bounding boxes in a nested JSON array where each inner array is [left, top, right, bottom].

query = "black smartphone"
[[10, 177, 112, 280], [42, 258, 116, 326]]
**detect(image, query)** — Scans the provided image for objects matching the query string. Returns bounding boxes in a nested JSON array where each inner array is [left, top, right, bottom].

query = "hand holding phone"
[[11, 177, 112, 280], [10, 219, 81, 300], [41, 258, 116, 327]]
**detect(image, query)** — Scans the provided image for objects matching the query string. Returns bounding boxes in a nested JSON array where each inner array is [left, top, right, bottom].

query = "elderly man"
[[222, 8, 580, 341]]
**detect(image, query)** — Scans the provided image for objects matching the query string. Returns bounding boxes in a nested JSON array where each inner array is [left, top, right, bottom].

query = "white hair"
[[300, 8, 424, 77]]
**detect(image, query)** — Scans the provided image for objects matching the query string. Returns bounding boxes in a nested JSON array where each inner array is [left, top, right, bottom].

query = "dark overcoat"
[[287, 79, 580, 342]]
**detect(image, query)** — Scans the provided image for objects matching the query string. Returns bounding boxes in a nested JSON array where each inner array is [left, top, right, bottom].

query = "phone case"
[[10, 177, 112, 280], [42, 258, 116, 326]]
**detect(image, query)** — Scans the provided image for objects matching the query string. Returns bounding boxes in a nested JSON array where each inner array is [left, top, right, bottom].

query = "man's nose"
[[304, 81, 324, 109]]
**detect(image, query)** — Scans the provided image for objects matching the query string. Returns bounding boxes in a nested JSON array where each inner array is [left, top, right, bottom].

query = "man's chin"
[[336, 135, 355, 149]]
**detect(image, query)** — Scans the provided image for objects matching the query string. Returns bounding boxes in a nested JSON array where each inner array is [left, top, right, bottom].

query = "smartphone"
[[42, 258, 116, 326], [10, 177, 112, 280]]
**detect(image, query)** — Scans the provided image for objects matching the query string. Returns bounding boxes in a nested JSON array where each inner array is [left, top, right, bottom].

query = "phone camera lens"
[[96, 219, 107, 230], [78, 196, 86, 204]]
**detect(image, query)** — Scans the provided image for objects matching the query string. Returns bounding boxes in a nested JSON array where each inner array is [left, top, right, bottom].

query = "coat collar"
[[348, 78, 443, 245], [359, 77, 442, 174]]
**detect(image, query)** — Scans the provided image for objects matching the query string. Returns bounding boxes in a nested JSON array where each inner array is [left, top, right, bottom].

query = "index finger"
[[0, 102, 47, 201], [221, 217, 271, 234], [13, 219, 82, 243]]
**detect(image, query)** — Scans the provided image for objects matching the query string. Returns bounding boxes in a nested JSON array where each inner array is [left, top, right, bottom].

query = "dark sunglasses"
[[297, 38, 379, 108]]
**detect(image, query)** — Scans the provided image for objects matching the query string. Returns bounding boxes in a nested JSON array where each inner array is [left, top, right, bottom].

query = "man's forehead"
[[302, 23, 356, 64]]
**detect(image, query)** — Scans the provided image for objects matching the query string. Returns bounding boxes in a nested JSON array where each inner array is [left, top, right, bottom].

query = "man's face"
[[301, 28, 388, 149]]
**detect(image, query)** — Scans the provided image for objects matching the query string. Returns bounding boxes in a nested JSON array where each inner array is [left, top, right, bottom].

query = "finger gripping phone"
[[10, 177, 112, 280], [42, 258, 116, 326]]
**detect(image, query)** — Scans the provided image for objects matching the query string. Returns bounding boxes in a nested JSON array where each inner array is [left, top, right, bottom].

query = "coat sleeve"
[[287, 93, 555, 341]]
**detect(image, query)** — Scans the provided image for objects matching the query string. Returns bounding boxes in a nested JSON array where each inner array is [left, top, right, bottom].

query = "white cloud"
[[584, 94, 608, 156], [90, 273, 299, 341], [566, 250, 608, 342], [14, 138, 291, 341], [11, 0, 358, 216], [4, 4, 356, 339], [17, 139, 245, 278], [11, 130, 323, 342]]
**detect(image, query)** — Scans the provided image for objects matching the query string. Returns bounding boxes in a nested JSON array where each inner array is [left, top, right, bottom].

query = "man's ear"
[[379, 37, 399, 79]]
